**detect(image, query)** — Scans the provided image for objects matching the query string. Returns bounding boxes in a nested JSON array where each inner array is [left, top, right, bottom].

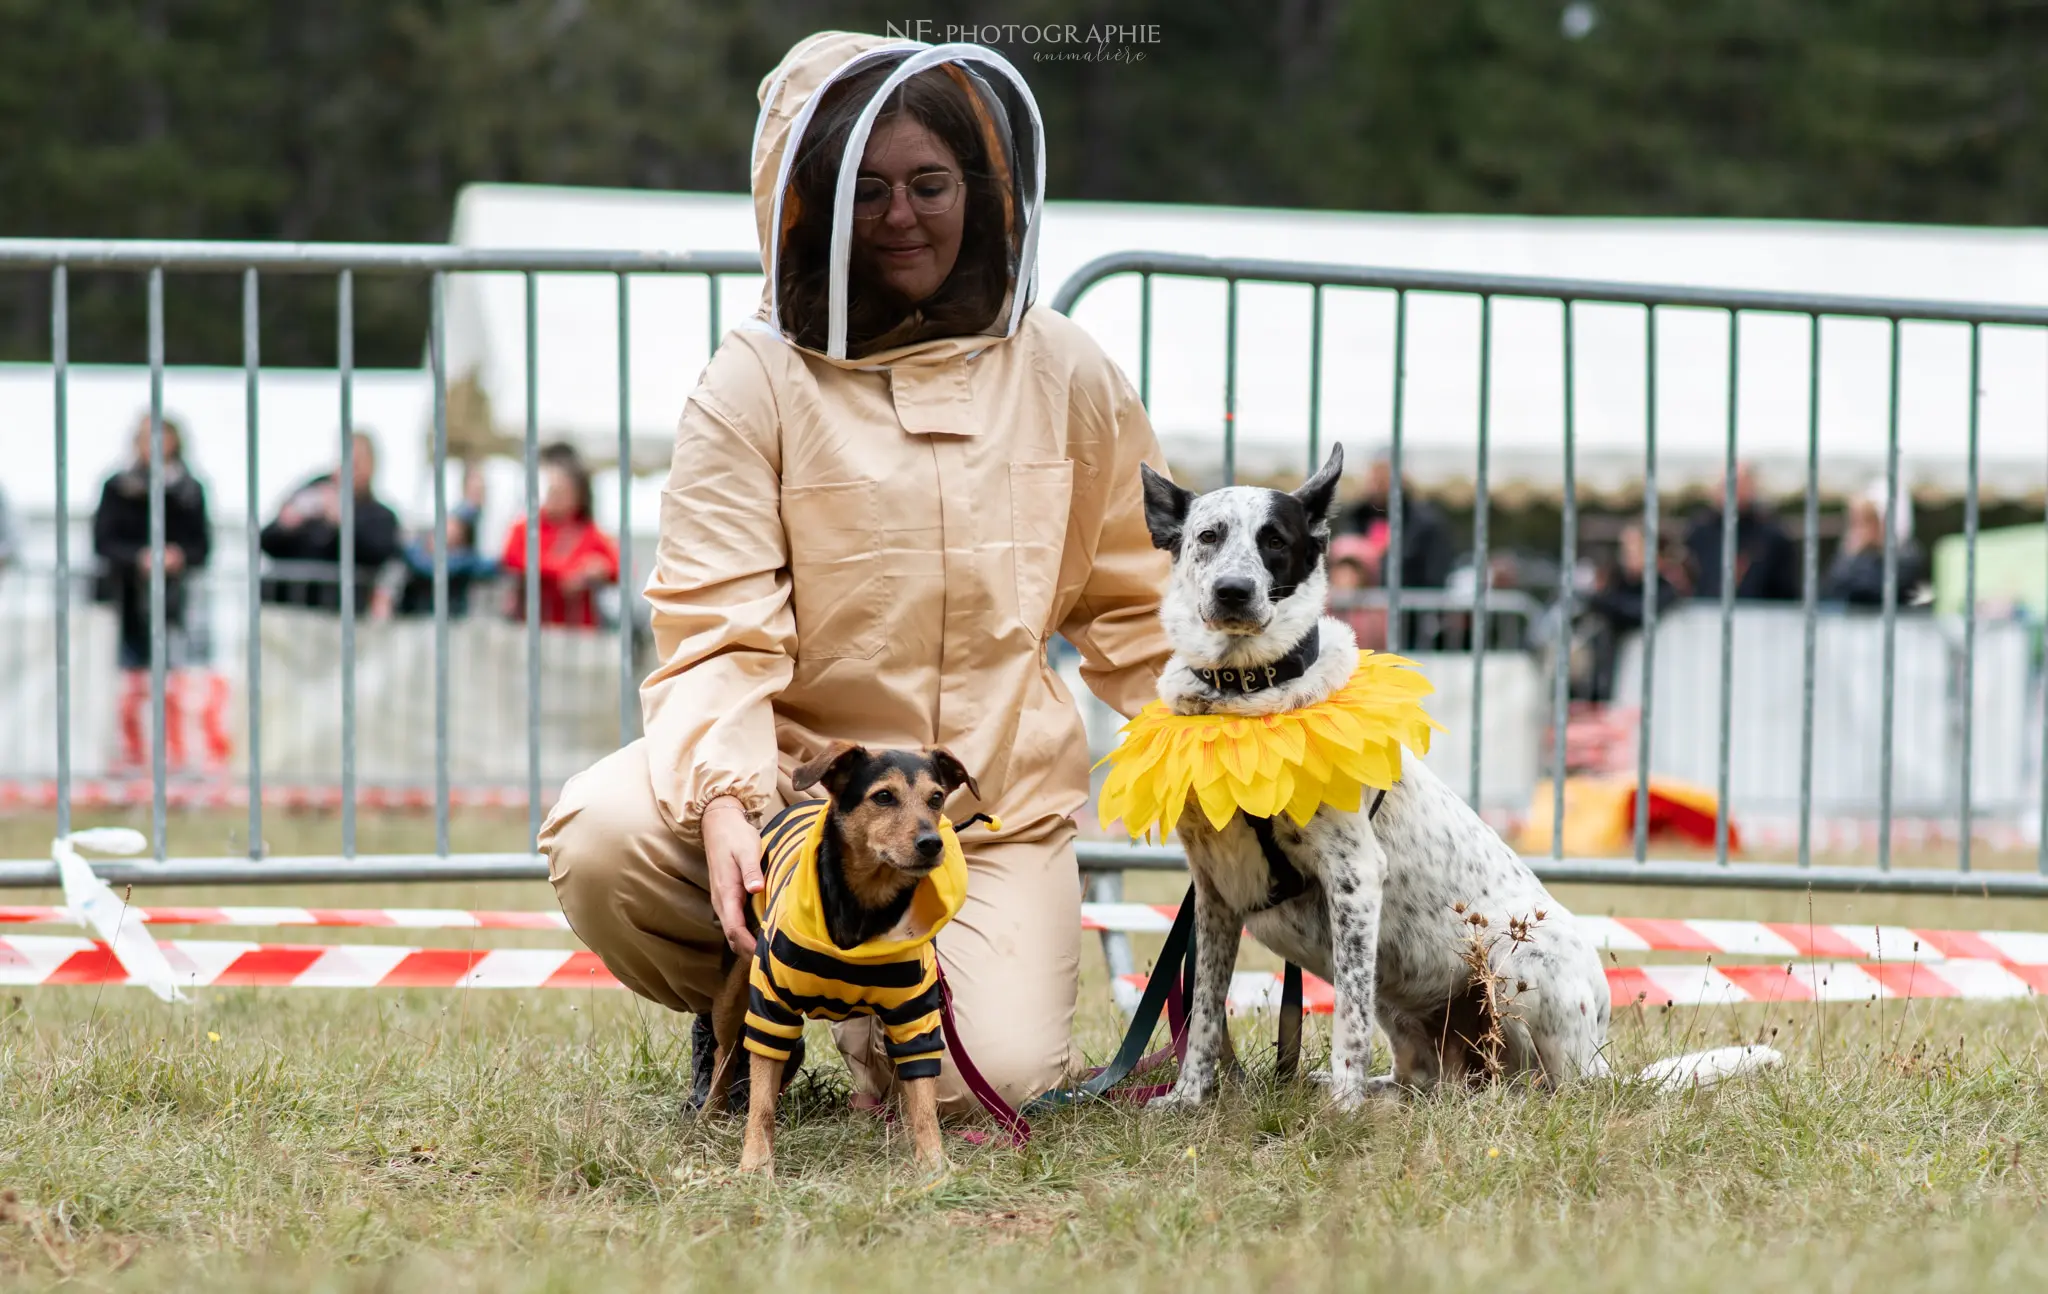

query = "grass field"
[[5, 810, 2048, 1292]]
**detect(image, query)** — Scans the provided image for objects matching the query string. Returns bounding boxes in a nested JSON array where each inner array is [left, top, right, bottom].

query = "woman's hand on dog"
[[703, 795, 765, 957]]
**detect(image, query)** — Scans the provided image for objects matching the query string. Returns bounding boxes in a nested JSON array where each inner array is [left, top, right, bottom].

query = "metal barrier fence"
[[1, 238, 2044, 899], [3, 239, 755, 874], [1049, 251, 2048, 895]]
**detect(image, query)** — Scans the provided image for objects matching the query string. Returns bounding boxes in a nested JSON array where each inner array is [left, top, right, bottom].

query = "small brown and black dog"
[[705, 742, 983, 1177]]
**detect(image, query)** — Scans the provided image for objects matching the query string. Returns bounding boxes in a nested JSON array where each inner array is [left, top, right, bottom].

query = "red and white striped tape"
[[1576, 914, 2048, 965], [0, 934, 617, 990], [1081, 904, 2048, 967], [1115, 956, 2048, 1017], [10, 895, 2048, 1009], [10, 903, 2048, 971], [8, 928, 2044, 1006]]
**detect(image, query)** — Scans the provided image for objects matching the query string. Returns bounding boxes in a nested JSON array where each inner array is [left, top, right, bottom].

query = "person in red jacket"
[[499, 444, 620, 630]]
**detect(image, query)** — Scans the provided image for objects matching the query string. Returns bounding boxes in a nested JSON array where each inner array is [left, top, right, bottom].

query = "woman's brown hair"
[[777, 61, 1019, 358]]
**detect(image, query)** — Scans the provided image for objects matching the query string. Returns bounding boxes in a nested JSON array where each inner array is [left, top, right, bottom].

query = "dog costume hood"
[[741, 798, 973, 1079], [639, 31, 1172, 855]]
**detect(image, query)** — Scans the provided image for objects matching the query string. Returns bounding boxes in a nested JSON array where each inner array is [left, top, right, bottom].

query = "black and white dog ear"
[[1139, 463, 1195, 553], [1291, 443, 1345, 538]]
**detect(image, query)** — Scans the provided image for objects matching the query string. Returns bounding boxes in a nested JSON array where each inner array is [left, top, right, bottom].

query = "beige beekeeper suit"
[[540, 31, 1172, 1112]]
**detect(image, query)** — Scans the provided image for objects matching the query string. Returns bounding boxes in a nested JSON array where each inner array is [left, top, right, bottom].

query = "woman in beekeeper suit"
[[540, 32, 1173, 1115]]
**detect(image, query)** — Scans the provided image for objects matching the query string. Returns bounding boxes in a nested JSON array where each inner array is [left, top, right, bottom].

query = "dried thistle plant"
[[1453, 903, 1548, 1079]]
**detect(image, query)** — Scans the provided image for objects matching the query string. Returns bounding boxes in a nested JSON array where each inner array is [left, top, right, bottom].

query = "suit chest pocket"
[[1008, 460, 1076, 641], [783, 478, 888, 661]]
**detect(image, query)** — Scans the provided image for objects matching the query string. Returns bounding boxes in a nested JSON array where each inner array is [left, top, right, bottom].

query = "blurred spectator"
[[499, 444, 619, 629], [92, 415, 226, 770], [1577, 521, 1681, 702], [1683, 462, 1800, 600], [1444, 551, 1540, 652], [393, 463, 498, 618], [1821, 490, 1925, 607], [0, 482, 16, 577], [1335, 450, 1455, 647], [260, 432, 402, 611], [1326, 535, 1387, 650]]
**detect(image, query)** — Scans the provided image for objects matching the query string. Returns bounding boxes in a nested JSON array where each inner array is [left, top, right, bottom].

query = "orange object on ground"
[[1516, 776, 1739, 857]]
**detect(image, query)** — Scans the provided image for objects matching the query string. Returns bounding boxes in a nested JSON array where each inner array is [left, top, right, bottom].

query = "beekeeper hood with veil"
[[542, 30, 1175, 1114], [750, 32, 1042, 362]]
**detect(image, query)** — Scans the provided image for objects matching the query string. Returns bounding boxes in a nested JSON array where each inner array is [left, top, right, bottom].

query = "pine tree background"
[[3, 0, 2043, 367]]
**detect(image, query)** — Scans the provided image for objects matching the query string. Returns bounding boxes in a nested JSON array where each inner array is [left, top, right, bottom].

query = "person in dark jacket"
[[260, 432, 402, 612], [93, 414, 222, 769], [1578, 522, 1681, 702], [394, 499, 497, 618], [1821, 493, 1925, 608], [1334, 450, 1457, 649], [385, 462, 497, 618], [1683, 462, 1801, 601]]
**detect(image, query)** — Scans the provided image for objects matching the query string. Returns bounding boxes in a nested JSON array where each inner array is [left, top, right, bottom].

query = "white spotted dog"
[[1138, 444, 1781, 1108]]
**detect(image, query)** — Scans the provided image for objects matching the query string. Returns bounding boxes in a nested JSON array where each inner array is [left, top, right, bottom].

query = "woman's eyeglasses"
[[851, 170, 963, 220]]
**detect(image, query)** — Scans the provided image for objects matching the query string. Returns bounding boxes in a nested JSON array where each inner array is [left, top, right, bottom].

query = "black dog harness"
[[1185, 626, 1388, 911], [1241, 788, 1386, 1080], [1243, 790, 1388, 913], [1180, 628, 1394, 1077]]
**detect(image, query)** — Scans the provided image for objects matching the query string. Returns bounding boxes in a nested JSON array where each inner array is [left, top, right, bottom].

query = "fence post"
[[147, 266, 168, 860], [1634, 306, 1660, 864], [1715, 310, 1739, 866], [338, 269, 357, 857], [1798, 314, 1821, 869], [243, 269, 263, 858], [1470, 296, 1493, 808], [1551, 301, 1577, 859], [52, 266, 71, 841], [431, 271, 452, 859]]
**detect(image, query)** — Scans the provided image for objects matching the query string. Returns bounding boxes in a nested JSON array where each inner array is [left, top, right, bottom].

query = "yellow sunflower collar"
[[1095, 652, 1445, 840]]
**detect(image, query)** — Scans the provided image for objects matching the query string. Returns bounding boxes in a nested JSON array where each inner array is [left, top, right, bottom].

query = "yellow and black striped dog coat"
[[741, 799, 977, 1081]]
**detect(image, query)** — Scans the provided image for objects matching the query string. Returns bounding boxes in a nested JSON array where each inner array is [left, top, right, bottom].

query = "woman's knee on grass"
[[543, 771, 642, 911], [541, 742, 726, 1014], [542, 744, 686, 896], [938, 1015, 1072, 1114]]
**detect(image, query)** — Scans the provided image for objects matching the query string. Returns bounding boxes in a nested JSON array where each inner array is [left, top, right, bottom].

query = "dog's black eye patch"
[[1258, 491, 1323, 596]]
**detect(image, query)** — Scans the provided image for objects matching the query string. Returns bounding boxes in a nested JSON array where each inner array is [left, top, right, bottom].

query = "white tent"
[[10, 190, 2044, 559], [445, 183, 2048, 504]]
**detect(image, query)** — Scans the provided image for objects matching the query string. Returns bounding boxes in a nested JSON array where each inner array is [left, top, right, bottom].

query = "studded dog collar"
[[1188, 628, 1322, 696]]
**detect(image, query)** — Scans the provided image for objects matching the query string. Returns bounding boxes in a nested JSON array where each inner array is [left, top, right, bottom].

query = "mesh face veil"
[[754, 39, 1046, 362]]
